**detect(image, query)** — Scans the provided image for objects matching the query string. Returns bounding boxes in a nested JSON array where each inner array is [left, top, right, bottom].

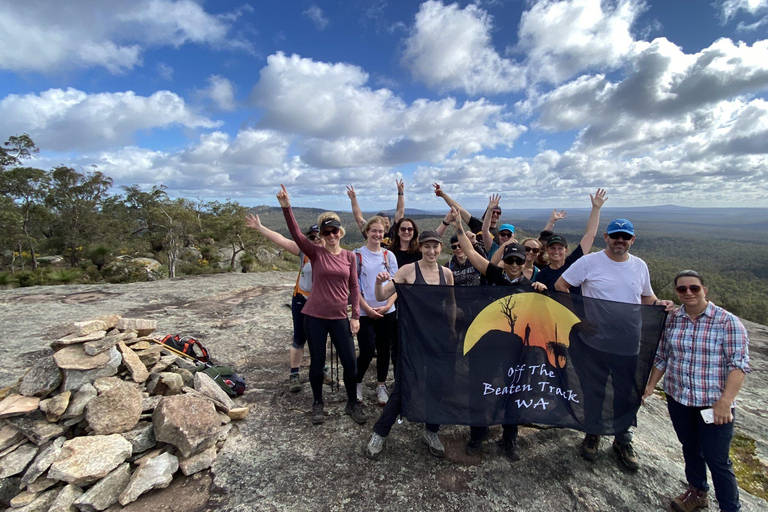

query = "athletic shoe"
[[613, 440, 640, 472], [356, 383, 363, 403], [465, 427, 489, 456], [422, 430, 445, 458], [323, 365, 333, 385], [311, 402, 325, 425], [500, 438, 521, 462], [289, 373, 301, 393], [345, 402, 368, 425], [580, 434, 601, 461], [670, 485, 709, 512], [376, 384, 389, 406], [365, 433, 385, 460]]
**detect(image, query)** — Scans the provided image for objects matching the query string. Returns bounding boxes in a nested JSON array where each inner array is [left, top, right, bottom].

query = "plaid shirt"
[[654, 301, 751, 407]]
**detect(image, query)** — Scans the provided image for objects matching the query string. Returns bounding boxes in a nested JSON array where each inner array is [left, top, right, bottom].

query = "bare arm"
[[346, 185, 367, 232], [490, 238, 514, 266], [481, 194, 499, 253], [435, 210, 452, 236], [394, 179, 405, 224], [451, 208, 489, 275], [642, 366, 666, 403], [713, 369, 746, 424], [433, 183, 471, 225], [543, 209, 567, 232], [578, 188, 607, 254], [554, 276, 573, 293], [245, 214, 300, 256]]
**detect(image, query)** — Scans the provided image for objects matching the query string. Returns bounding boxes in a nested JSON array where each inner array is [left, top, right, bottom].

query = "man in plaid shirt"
[[643, 270, 751, 512]]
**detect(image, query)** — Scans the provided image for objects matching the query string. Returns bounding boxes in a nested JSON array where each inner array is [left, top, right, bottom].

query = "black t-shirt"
[[484, 263, 533, 287], [535, 244, 584, 293], [468, 216, 499, 244], [391, 247, 422, 268]]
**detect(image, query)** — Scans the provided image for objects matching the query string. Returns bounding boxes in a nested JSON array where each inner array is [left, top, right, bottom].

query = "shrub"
[[17, 270, 47, 287], [48, 268, 84, 284], [89, 246, 112, 271]]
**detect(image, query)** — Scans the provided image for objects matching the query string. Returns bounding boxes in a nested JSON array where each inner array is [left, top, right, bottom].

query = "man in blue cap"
[[555, 219, 674, 472]]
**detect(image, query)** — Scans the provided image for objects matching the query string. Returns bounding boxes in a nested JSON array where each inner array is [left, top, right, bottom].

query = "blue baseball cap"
[[606, 219, 635, 236], [499, 223, 515, 234]]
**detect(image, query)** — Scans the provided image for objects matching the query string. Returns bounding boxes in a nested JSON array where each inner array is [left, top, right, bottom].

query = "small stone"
[[217, 412, 231, 425], [5, 414, 67, 445], [86, 378, 142, 435], [19, 356, 62, 398], [0, 476, 22, 507], [48, 435, 133, 486], [228, 407, 249, 420], [52, 331, 107, 349], [47, 484, 83, 512], [83, 331, 122, 356], [193, 372, 235, 412], [0, 424, 26, 451], [118, 452, 178, 506], [145, 373, 166, 396], [117, 341, 149, 383], [13, 487, 58, 512], [160, 373, 184, 396], [134, 345, 163, 367], [10, 490, 38, 507], [120, 422, 156, 454], [25, 476, 57, 493], [179, 445, 217, 476], [116, 318, 157, 337], [141, 395, 163, 412], [130, 341, 152, 350], [38, 391, 70, 422], [0, 395, 40, 418], [172, 357, 198, 371], [153, 395, 221, 457], [0, 443, 38, 479], [92, 377, 122, 394], [181, 387, 230, 413], [74, 463, 131, 512], [53, 345, 112, 371], [74, 319, 109, 337], [97, 314, 121, 330], [60, 347, 121, 392], [169, 367, 194, 387], [20, 436, 65, 487], [0, 439, 26, 458], [60, 383, 97, 420], [149, 354, 178, 373], [131, 448, 163, 466]]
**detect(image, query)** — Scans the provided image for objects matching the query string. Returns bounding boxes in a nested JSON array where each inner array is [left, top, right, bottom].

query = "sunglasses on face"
[[608, 232, 633, 240], [321, 228, 340, 237], [450, 244, 460, 250], [307, 234, 320, 241], [676, 285, 702, 294], [504, 258, 525, 266], [525, 247, 540, 254], [499, 231, 513, 238], [399, 226, 414, 232]]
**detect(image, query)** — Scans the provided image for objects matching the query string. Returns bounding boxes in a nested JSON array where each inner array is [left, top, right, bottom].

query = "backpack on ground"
[[196, 364, 246, 397], [160, 334, 211, 363]]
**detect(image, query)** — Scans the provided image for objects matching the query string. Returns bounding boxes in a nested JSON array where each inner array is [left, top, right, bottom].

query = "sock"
[[290, 367, 299, 374]]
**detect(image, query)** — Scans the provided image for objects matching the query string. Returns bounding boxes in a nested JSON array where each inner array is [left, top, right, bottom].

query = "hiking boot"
[[671, 485, 709, 512], [289, 373, 301, 393], [466, 427, 489, 456], [323, 365, 333, 385], [422, 430, 445, 458], [580, 434, 601, 461], [356, 383, 363, 403], [500, 438, 521, 462], [376, 384, 389, 406], [613, 440, 640, 472], [365, 433, 385, 460], [311, 402, 325, 425], [345, 401, 368, 425]]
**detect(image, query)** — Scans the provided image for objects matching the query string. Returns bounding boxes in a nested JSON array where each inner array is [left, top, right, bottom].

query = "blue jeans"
[[667, 396, 740, 512]]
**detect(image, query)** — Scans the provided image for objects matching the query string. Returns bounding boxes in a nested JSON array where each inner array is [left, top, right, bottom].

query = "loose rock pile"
[[0, 315, 248, 511]]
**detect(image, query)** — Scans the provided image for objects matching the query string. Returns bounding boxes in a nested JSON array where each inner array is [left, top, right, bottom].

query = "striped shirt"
[[654, 301, 751, 407]]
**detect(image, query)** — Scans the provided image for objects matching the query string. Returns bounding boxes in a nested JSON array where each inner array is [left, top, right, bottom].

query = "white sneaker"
[[365, 433, 385, 460], [356, 383, 363, 403], [376, 384, 389, 406], [422, 429, 445, 458]]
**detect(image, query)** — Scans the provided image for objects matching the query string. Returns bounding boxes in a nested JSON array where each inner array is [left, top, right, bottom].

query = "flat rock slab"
[[5, 414, 67, 445], [0, 394, 40, 418], [86, 378, 142, 435], [20, 436, 65, 487], [119, 452, 178, 506], [12, 487, 58, 512], [117, 341, 149, 383], [47, 484, 84, 512], [48, 434, 133, 486], [179, 444, 217, 476], [117, 318, 157, 337], [193, 372, 235, 412], [60, 347, 121, 391], [39, 391, 71, 422], [74, 462, 131, 512], [54, 344, 112, 371], [73, 319, 109, 337], [19, 355, 62, 398], [153, 395, 220, 457], [61, 382, 97, 420], [120, 421, 156, 454], [53, 331, 107, 348], [83, 332, 123, 356], [0, 442, 38, 479], [0, 424, 26, 451]]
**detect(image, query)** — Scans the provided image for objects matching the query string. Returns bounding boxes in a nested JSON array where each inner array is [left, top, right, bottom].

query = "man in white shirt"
[[555, 218, 673, 472]]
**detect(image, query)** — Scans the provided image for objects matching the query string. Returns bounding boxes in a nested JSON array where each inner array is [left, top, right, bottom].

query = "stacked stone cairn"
[[0, 315, 249, 511]]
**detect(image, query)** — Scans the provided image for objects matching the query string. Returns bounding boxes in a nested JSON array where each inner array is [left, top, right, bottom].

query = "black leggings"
[[304, 316, 358, 404], [356, 312, 397, 384]]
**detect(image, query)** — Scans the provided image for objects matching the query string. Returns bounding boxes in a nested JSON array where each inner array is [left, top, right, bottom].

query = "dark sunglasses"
[[399, 226, 414, 232], [524, 247, 540, 253], [675, 285, 702, 293], [499, 231, 513, 237], [307, 234, 320, 241], [450, 244, 460, 250], [321, 227, 339, 237], [504, 258, 525, 266], [608, 232, 633, 240]]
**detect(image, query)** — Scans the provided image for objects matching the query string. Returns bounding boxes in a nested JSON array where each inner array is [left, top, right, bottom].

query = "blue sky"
[[1, 0, 767, 211]]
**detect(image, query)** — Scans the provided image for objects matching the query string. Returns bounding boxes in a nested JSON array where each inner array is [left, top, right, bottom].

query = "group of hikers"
[[245, 182, 751, 512]]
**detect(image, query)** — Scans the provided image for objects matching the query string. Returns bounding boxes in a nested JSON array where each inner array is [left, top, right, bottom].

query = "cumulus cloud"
[[303, 5, 329, 30], [197, 75, 237, 112], [719, 0, 768, 22], [0, 0, 251, 74], [401, 0, 526, 94], [0, 88, 220, 151], [251, 52, 525, 167]]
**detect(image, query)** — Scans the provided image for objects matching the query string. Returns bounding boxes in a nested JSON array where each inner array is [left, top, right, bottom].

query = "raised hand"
[[449, 207, 462, 228], [375, 271, 392, 285], [346, 185, 356, 200], [244, 214, 262, 230], [466, 231, 477, 244], [396, 179, 404, 195], [488, 194, 501, 210], [590, 188, 607, 208], [550, 209, 567, 222], [276, 184, 290, 208], [432, 183, 443, 197]]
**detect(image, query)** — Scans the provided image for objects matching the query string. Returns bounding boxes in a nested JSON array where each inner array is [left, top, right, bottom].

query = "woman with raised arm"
[[388, 217, 422, 267], [492, 238, 542, 281], [365, 230, 455, 460], [276, 185, 366, 426], [534, 189, 607, 292], [354, 216, 399, 406], [245, 214, 322, 393]]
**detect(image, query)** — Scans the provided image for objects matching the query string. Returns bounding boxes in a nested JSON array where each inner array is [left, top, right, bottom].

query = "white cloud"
[[401, 0, 526, 94], [197, 75, 237, 112], [0, 0, 251, 74], [0, 88, 220, 151], [303, 5, 329, 30], [250, 52, 526, 168], [156, 62, 174, 81], [719, 0, 768, 22]]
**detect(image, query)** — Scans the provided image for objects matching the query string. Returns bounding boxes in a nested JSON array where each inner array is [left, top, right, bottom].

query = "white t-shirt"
[[561, 250, 653, 304], [354, 246, 399, 317]]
